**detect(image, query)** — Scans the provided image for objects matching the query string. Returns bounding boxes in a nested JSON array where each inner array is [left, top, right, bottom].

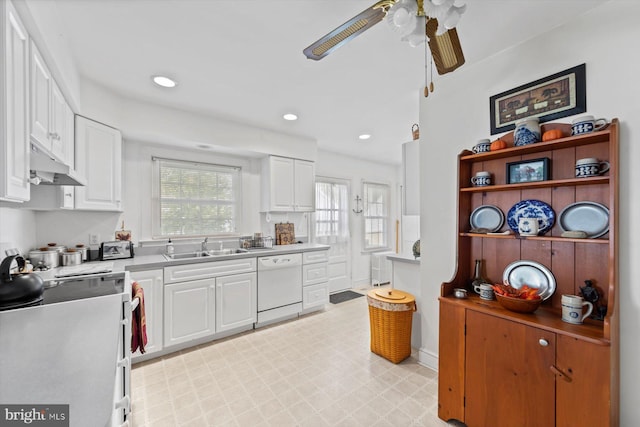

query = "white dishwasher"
[[257, 253, 302, 326]]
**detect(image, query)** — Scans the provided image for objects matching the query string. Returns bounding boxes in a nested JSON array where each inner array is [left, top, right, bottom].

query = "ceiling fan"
[[303, 0, 466, 76]]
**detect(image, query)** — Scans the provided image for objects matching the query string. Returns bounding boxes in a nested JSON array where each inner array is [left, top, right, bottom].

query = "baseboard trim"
[[418, 346, 438, 371]]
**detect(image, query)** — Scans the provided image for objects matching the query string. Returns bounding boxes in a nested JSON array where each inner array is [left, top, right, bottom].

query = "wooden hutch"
[[438, 119, 619, 427]]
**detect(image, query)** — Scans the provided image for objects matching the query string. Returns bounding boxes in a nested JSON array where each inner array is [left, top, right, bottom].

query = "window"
[[363, 182, 389, 250], [152, 157, 241, 238], [314, 179, 349, 244]]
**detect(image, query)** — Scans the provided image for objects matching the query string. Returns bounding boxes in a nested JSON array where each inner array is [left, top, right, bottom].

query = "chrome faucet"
[[201, 237, 208, 252]]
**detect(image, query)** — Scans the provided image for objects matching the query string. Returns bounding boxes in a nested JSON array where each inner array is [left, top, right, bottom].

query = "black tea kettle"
[[0, 255, 45, 310]]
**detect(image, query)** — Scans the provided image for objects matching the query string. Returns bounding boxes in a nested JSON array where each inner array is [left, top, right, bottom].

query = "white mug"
[[518, 217, 539, 236], [571, 115, 607, 135], [474, 283, 495, 300], [471, 171, 491, 186], [561, 294, 593, 324], [575, 157, 610, 177]]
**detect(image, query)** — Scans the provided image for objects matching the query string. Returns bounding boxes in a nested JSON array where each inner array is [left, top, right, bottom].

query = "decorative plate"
[[412, 240, 420, 258], [558, 201, 609, 238], [507, 199, 555, 235], [470, 205, 504, 232], [502, 260, 556, 300]]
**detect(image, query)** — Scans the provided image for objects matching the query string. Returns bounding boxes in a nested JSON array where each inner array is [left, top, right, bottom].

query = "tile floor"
[[130, 290, 451, 426]]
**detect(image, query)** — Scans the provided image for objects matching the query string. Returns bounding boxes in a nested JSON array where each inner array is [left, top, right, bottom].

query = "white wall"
[[0, 207, 37, 255], [316, 150, 401, 287], [418, 1, 640, 423]]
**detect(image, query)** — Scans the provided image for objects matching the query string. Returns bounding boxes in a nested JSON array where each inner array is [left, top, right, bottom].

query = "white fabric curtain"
[[313, 180, 350, 244]]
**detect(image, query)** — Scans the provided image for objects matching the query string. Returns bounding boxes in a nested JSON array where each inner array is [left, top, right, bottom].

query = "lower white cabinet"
[[302, 251, 329, 312], [130, 269, 163, 360], [164, 278, 216, 347], [216, 272, 257, 333]]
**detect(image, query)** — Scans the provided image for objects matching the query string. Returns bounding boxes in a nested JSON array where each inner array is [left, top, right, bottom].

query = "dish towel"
[[131, 281, 148, 354]]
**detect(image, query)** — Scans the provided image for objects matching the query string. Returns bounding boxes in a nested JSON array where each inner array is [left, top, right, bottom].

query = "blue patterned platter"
[[507, 200, 555, 235]]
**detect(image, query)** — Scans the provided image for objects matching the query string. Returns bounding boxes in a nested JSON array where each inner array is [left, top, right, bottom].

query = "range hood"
[[29, 146, 86, 186]]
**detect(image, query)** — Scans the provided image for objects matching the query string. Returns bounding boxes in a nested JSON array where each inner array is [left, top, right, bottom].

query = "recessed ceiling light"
[[358, 134, 371, 140], [283, 113, 298, 121], [152, 75, 177, 88]]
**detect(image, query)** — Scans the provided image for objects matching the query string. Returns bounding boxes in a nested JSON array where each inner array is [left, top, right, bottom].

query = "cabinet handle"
[[549, 365, 572, 382], [117, 357, 129, 368], [538, 338, 549, 347], [114, 395, 130, 412]]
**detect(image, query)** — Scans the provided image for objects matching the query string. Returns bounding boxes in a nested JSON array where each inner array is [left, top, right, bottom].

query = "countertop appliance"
[[257, 253, 303, 325], [0, 271, 131, 426]]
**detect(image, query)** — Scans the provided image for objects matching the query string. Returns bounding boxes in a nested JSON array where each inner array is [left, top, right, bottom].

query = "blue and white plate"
[[507, 199, 555, 235]]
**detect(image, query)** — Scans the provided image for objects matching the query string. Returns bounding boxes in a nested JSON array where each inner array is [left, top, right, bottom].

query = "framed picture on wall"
[[506, 157, 550, 184], [490, 64, 586, 134]]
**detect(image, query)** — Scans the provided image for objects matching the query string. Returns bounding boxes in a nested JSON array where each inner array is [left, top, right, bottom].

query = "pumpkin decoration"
[[490, 139, 507, 151], [542, 129, 564, 142]]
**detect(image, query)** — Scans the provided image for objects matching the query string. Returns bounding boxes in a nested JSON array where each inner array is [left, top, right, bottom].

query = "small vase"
[[514, 117, 541, 146]]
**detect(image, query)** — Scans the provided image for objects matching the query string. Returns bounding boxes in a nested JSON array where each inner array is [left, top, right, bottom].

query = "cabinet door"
[[131, 269, 164, 359], [556, 335, 611, 427], [293, 159, 315, 211], [74, 116, 122, 211], [465, 311, 556, 427], [215, 272, 256, 333], [164, 278, 215, 347], [29, 40, 51, 151], [268, 156, 295, 211], [1, 1, 30, 202], [49, 80, 66, 161], [438, 302, 466, 423]]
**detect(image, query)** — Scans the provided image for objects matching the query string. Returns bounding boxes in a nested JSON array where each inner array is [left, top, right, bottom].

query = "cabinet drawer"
[[164, 258, 257, 284], [303, 262, 328, 286], [303, 282, 329, 310], [303, 250, 328, 264]]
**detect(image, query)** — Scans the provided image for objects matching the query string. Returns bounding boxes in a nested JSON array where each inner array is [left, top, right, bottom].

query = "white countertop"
[[386, 253, 420, 264]]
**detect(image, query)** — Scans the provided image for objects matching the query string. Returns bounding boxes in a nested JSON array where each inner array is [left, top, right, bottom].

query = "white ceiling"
[[50, 0, 609, 165]]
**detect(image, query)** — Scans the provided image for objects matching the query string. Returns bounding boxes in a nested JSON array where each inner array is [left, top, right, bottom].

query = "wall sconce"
[[353, 195, 363, 214]]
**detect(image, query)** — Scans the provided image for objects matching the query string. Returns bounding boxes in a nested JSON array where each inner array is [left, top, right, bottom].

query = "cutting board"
[[275, 223, 295, 245]]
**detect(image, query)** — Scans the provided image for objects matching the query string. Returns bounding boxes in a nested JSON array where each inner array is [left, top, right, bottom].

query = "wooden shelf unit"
[[438, 119, 619, 427]]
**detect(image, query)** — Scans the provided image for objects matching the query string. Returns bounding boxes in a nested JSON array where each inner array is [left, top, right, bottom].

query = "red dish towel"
[[131, 281, 147, 354]]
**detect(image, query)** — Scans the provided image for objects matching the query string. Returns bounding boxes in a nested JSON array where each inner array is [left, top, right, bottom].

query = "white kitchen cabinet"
[[74, 115, 122, 211], [131, 269, 163, 359], [301, 250, 329, 312], [164, 278, 216, 347], [1, 0, 30, 202], [215, 272, 256, 333], [29, 40, 68, 163], [402, 140, 420, 215], [261, 155, 315, 212]]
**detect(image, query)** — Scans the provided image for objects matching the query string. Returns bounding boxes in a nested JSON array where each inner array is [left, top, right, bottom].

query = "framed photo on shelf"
[[489, 64, 586, 134], [506, 157, 550, 184]]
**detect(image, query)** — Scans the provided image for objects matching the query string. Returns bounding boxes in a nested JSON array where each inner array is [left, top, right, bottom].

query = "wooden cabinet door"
[[215, 272, 256, 333], [164, 278, 215, 347], [438, 302, 466, 423], [556, 335, 611, 427], [465, 311, 556, 427]]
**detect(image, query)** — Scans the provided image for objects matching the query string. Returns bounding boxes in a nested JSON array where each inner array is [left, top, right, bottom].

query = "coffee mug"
[[474, 283, 495, 300], [472, 139, 491, 154], [471, 171, 491, 186], [571, 115, 607, 136], [561, 294, 593, 324], [518, 217, 539, 236], [575, 157, 610, 177]]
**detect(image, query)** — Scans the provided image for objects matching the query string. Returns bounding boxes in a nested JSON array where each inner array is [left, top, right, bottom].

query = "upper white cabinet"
[[402, 140, 420, 215], [1, 0, 30, 202], [261, 155, 315, 212], [74, 116, 122, 211]]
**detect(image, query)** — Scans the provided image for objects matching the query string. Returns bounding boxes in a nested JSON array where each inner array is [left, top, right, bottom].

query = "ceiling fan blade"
[[303, 0, 397, 61], [426, 17, 465, 75]]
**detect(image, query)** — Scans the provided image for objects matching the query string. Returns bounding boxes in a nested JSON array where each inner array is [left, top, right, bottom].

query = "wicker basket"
[[367, 289, 416, 363]]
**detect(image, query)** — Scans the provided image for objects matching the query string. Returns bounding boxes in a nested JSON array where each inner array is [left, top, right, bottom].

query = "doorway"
[[314, 178, 351, 293]]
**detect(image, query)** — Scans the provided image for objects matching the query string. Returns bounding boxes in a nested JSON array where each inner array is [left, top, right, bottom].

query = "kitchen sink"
[[164, 251, 211, 260]]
